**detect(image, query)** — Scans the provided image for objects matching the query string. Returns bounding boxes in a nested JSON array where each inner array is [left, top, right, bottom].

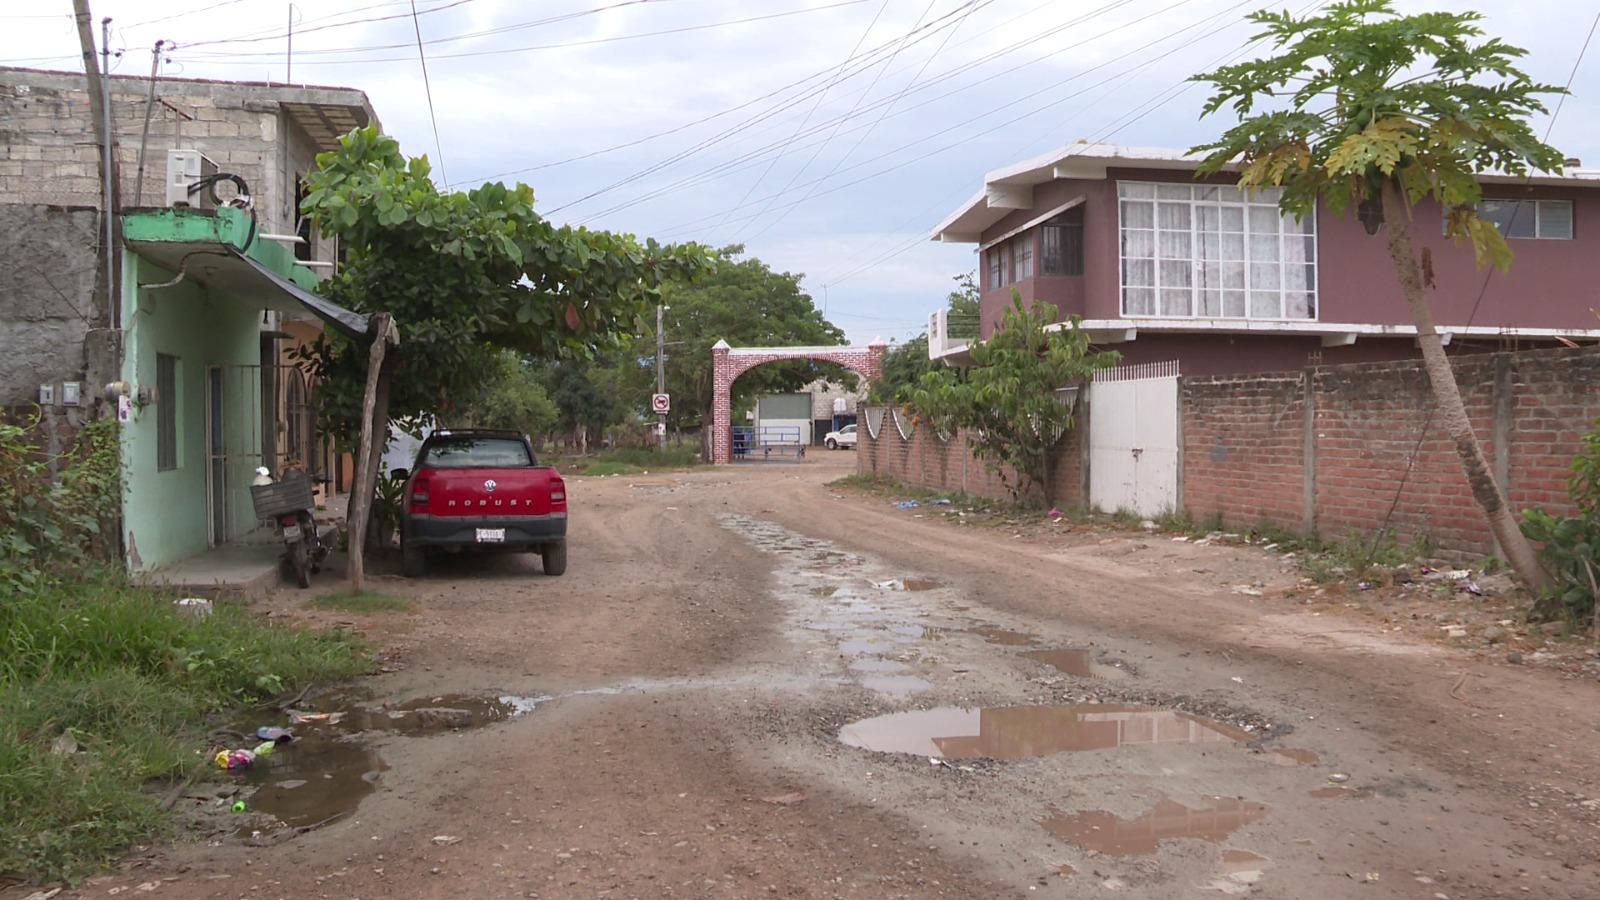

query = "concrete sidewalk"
[[139, 521, 345, 600]]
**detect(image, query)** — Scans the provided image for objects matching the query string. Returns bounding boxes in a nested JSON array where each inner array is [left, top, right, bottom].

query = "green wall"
[[120, 251, 265, 572]]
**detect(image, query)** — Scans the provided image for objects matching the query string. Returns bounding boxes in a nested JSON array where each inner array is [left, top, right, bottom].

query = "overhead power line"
[[409, 0, 448, 190]]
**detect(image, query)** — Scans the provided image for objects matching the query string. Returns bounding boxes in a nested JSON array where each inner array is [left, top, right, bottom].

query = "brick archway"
[[711, 339, 887, 464]]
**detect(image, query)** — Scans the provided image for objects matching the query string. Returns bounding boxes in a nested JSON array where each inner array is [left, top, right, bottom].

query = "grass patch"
[[0, 579, 370, 884], [556, 445, 706, 477], [305, 590, 415, 614]]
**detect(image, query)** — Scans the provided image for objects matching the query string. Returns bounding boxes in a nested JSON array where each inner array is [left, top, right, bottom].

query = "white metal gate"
[[1088, 360, 1180, 517]]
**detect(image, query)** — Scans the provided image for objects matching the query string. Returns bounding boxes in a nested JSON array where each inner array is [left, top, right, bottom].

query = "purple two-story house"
[[928, 143, 1600, 373]]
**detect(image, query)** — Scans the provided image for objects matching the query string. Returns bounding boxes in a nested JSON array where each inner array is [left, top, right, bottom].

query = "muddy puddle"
[[1042, 796, 1270, 855], [1024, 648, 1128, 680], [230, 692, 543, 836], [965, 626, 1041, 646], [838, 703, 1251, 760], [725, 515, 1152, 703]]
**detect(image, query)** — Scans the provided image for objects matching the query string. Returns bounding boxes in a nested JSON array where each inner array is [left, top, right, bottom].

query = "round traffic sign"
[[651, 393, 671, 414]]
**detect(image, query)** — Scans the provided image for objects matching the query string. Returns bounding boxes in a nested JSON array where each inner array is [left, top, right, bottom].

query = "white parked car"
[[823, 424, 857, 450]]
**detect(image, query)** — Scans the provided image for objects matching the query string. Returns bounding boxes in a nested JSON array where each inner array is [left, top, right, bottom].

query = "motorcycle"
[[250, 467, 329, 588]]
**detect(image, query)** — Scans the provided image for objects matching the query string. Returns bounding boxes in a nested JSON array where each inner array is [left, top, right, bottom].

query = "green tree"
[[467, 352, 560, 442], [903, 292, 1118, 506], [1189, 0, 1563, 590], [537, 357, 628, 453], [874, 272, 981, 403], [299, 126, 713, 579], [653, 246, 847, 442]]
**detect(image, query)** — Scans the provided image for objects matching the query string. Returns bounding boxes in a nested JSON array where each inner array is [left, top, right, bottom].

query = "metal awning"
[[225, 247, 372, 340]]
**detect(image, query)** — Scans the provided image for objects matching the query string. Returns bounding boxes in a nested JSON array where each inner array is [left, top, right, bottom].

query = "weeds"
[[0, 409, 370, 884], [0, 579, 369, 883], [0, 416, 122, 593]]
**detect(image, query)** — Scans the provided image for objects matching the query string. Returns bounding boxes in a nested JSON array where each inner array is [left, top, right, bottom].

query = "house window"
[[1478, 199, 1573, 239], [157, 353, 179, 471], [986, 235, 1036, 289], [1011, 234, 1033, 282], [1118, 181, 1316, 320], [1042, 206, 1084, 276], [987, 243, 1008, 289]]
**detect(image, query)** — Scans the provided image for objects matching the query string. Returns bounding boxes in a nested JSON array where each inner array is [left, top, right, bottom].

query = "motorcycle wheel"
[[303, 519, 327, 572], [288, 535, 311, 589]]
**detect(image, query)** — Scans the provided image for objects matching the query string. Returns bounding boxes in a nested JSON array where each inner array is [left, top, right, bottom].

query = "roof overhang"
[[281, 99, 370, 153], [1044, 317, 1600, 347], [931, 142, 1600, 245], [123, 207, 372, 341]]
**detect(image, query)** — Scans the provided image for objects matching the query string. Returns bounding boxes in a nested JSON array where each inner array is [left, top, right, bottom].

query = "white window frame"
[[1117, 181, 1318, 321], [1476, 199, 1573, 240]]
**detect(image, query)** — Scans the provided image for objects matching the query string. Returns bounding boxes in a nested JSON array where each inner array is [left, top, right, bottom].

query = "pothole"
[[1209, 848, 1272, 894], [1024, 648, 1129, 681], [838, 703, 1251, 760], [964, 626, 1041, 647], [1041, 795, 1270, 855], [226, 692, 546, 837]]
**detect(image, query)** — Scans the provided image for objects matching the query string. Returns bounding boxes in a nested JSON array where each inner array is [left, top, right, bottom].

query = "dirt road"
[[33, 453, 1600, 899]]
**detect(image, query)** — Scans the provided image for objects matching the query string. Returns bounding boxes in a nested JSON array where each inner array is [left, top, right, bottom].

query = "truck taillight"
[[549, 477, 566, 508], [410, 477, 430, 511]]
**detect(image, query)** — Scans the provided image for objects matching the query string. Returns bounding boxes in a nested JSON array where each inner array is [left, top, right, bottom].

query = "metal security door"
[[207, 366, 227, 545], [1088, 361, 1180, 517]]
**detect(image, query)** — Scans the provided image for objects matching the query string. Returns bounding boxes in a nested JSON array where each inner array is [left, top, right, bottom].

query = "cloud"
[[5, 0, 1595, 343]]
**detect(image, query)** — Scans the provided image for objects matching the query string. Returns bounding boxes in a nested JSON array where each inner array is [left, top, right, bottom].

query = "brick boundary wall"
[[1184, 345, 1600, 559], [858, 406, 1086, 510], [863, 345, 1600, 560]]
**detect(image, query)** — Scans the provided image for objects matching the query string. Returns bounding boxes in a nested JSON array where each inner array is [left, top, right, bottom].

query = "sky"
[[3, 0, 1596, 345]]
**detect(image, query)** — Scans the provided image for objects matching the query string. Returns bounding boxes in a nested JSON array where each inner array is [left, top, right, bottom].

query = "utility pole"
[[74, 1, 117, 331], [655, 303, 666, 453]]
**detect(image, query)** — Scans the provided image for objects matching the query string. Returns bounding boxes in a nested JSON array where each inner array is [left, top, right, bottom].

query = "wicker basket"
[[250, 471, 315, 519]]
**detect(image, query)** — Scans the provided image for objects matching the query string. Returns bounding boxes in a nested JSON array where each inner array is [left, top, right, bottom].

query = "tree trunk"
[[1379, 181, 1552, 591], [1039, 439, 1055, 510], [347, 314, 395, 593]]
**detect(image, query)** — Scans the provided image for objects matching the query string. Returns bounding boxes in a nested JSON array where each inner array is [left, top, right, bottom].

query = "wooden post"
[[347, 313, 397, 593]]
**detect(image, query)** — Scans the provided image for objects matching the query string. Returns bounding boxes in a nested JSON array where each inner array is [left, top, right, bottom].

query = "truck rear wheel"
[[401, 538, 426, 578], [541, 540, 567, 576]]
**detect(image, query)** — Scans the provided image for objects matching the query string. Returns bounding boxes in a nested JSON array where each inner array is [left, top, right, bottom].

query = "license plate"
[[475, 528, 505, 543]]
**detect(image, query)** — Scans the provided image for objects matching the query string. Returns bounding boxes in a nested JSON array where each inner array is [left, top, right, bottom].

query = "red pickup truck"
[[393, 430, 567, 578]]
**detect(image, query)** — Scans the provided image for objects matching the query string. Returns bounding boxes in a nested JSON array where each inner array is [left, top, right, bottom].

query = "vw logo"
[[484, 479, 497, 492]]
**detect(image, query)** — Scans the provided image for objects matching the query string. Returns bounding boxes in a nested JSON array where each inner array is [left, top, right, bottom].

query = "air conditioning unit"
[[166, 149, 218, 209]]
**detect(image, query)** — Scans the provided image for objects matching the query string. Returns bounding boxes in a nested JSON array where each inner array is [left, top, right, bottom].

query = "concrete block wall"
[[0, 68, 369, 240], [0, 204, 104, 405]]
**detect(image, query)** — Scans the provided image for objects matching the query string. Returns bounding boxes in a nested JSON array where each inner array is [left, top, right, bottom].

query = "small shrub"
[[0, 416, 122, 594], [1521, 415, 1600, 625]]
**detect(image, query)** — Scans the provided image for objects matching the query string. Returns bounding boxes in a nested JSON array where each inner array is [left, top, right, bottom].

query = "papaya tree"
[[1189, 0, 1564, 590], [299, 126, 714, 585]]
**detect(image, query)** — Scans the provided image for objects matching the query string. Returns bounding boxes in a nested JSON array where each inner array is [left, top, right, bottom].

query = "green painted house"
[[118, 206, 368, 572]]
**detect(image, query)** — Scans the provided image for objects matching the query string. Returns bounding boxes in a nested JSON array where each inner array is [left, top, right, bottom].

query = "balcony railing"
[[929, 309, 981, 359]]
